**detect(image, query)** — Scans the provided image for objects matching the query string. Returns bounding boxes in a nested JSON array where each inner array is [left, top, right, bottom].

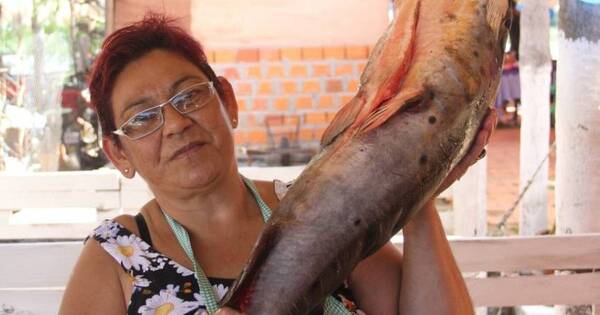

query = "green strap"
[[162, 175, 352, 315], [163, 212, 220, 313]]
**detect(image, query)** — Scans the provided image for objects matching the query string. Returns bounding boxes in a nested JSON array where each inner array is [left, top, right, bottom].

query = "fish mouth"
[[170, 141, 207, 161]]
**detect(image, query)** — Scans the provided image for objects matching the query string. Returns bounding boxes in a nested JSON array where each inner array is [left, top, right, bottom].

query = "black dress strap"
[[134, 213, 153, 247]]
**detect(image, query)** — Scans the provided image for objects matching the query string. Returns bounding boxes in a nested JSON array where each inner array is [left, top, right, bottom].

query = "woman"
[[60, 14, 495, 315]]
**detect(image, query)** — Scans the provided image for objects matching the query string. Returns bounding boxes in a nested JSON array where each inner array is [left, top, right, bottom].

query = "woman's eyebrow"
[[121, 96, 152, 118], [170, 75, 205, 94]]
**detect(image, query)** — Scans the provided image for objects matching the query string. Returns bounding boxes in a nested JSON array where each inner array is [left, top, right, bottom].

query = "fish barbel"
[[222, 0, 511, 313]]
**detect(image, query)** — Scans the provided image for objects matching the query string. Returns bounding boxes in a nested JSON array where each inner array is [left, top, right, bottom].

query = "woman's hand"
[[434, 108, 497, 195], [214, 307, 246, 315]]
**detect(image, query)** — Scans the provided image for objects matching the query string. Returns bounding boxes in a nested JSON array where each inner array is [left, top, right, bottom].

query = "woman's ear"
[[102, 136, 136, 178], [217, 76, 239, 128]]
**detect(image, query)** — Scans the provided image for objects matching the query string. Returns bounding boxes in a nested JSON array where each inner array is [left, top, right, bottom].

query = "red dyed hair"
[[89, 13, 223, 141]]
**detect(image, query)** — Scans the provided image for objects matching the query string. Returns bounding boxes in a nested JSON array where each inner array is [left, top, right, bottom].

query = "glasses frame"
[[113, 81, 216, 140]]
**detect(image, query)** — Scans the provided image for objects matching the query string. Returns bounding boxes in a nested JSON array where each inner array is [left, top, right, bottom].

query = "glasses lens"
[[171, 83, 214, 114], [122, 107, 162, 139]]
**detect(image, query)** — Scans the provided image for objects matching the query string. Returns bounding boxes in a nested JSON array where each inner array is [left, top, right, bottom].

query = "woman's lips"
[[170, 141, 206, 161]]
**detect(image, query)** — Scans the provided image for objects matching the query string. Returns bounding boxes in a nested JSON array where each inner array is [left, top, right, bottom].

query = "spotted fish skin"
[[222, 1, 511, 314]]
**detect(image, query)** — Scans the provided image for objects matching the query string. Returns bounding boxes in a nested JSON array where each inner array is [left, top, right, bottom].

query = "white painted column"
[[453, 159, 488, 238], [556, 1, 600, 314], [518, 0, 552, 236], [452, 158, 487, 315]]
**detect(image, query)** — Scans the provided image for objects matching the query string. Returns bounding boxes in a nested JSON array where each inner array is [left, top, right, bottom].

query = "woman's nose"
[[162, 103, 193, 137]]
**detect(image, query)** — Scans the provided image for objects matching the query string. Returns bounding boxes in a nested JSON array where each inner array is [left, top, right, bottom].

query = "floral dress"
[[88, 180, 366, 315]]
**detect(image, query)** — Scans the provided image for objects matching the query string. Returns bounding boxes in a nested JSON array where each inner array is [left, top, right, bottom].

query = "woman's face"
[[107, 49, 237, 193]]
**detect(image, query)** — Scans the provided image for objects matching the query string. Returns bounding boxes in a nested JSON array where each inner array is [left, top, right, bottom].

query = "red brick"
[[236, 49, 260, 62], [236, 82, 253, 96], [302, 80, 321, 93], [259, 48, 281, 61], [236, 98, 247, 111], [302, 47, 324, 60], [257, 81, 273, 95], [234, 131, 249, 144], [251, 98, 268, 110], [204, 50, 216, 63], [314, 127, 328, 139], [335, 64, 353, 76], [325, 112, 339, 123], [318, 95, 334, 108], [290, 65, 309, 77], [285, 115, 301, 126], [222, 67, 240, 80], [299, 128, 315, 141], [265, 115, 285, 126], [281, 81, 298, 94], [246, 115, 260, 127], [296, 96, 313, 109], [340, 94, 354, 105], [214, 50, 237, 63], [248, 130, 268, 144], [281, 48, 302, 61], [305, 112, 328, 124], [312, 64, 332, 77], [323, 46, 346, 59], [326, 79, 343, 93], [345, 45, 369, 59], [347, 79, 360, 92], [247, 66, 262, 79], [273, 97, 290, 111], [266, 64, 285, 78]]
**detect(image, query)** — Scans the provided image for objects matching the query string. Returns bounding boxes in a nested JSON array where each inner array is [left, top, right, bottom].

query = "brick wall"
[[209, 45, 371, 149]]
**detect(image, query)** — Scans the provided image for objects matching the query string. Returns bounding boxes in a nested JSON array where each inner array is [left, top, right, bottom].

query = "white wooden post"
[[452, 158, 487, 315], [518, 0, 552, 236], [556, 1, 600, 314]]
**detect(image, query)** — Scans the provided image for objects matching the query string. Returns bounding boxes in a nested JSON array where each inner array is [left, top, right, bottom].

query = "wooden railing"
[[0, 167, 304, 239], [1, 168, 598, 314], [1, 234, 599, 314]]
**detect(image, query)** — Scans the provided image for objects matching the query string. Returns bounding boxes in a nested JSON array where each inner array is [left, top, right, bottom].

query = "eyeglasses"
[[113, 81, 216, 140]]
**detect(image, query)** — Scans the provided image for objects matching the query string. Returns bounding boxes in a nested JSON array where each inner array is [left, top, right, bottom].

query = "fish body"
[[222, 0, 511, 314]]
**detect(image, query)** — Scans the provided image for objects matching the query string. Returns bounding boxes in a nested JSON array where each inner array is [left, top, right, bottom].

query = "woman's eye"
[[173, 90, 200, 110], [130, 110, 159, 126]]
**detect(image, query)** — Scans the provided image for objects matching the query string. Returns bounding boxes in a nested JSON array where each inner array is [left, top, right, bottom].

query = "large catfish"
[[222, 0, 511, 313]]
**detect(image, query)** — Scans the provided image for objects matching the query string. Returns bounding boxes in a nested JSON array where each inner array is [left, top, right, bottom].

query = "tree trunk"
[[555, 1, 600, 314], [518, 0, 552, 236]]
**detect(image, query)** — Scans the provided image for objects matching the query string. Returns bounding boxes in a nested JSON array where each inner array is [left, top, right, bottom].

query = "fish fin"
[[321, 0, 421, 147], [320, 95, 364, 147], [357, 88, 425, 134]]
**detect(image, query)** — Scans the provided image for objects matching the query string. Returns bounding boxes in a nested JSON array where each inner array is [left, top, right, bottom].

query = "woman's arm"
[[349, 202, 472, 315], [59, 239, 127, 314], [398, 201, 473, 315]]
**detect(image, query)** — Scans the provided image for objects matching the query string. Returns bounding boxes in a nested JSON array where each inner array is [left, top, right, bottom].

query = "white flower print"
[[212, 283, 229, 301], [192, 293, 206, 307], [132, 275, 151, 288], [168, 260, 194, 277], [102, 234, 152, 272], [191, 283, 229, 307], [138, 286, 197, 315], [93, 220, 119, 239]]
